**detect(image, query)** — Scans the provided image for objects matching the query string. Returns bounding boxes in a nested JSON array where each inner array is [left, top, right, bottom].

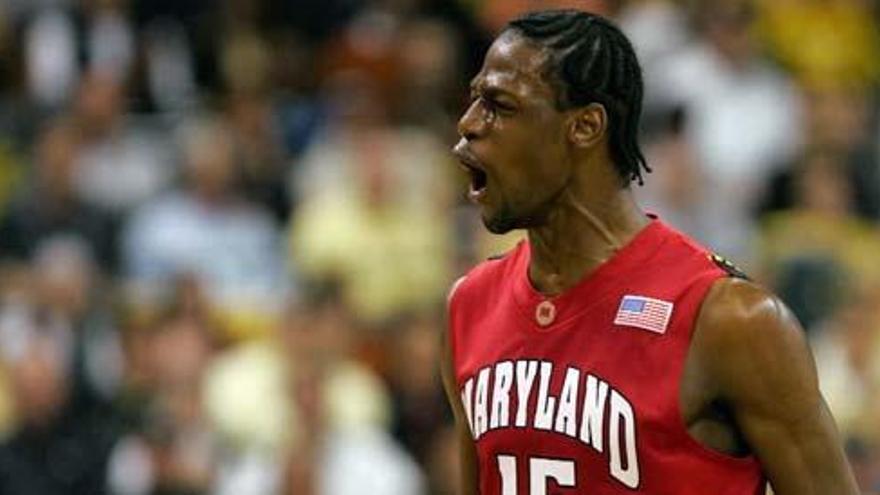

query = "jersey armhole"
[[445, 275, 468, 382], [447, 275, 467, 307], [672, 273, 762, 466]]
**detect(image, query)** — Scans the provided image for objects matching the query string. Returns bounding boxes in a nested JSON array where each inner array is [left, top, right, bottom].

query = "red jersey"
[[447, 219, 766, 495]]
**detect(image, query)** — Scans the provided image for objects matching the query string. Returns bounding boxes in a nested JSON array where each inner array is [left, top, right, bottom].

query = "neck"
[[527, 185, 648, 297]]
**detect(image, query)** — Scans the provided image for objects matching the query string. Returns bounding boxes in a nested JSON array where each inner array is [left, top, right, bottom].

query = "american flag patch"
[[614, 295, 674, 334]]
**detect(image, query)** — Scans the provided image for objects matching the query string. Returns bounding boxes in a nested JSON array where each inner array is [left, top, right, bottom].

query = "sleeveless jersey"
[[447, 219, 766, 495]]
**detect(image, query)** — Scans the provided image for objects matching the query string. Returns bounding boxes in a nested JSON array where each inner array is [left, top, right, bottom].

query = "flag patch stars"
[[614, 295, 674, 335]]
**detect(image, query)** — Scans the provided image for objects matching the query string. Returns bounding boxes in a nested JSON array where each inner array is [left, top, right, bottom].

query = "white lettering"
[[474, 367, 491, 438], [490, 361, 514, 429], [497, 455, 518, 495], [579, 375, 609, 452], [554, 367, 581, 437], [515, 360, 538, 427], [534, 362, 557, 431], [530, 458, 576, 495], [609, 390, 639, 488]]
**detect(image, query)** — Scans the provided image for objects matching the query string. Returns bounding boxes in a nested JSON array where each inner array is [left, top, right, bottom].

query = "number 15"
[[497, 455, 576, 495]]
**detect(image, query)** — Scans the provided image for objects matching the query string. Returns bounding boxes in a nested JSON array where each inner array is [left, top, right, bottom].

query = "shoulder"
[[692, 277, 818, 405], [696, 277, 801, 350]]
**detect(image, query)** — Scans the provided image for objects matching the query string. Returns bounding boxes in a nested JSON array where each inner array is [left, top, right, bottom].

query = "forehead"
[[472, 33, 556, 101]]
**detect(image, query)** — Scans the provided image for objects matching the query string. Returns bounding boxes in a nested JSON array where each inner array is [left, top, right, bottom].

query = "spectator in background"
[[23, 4, 79, 110], [0, 119, 117, 272], [81, 0, 135, 81], [289, 70, 454, 323], [652, 0, 800, 263], [71, 70, 175, 217], [386, 311, 450, 465], [0, 262, 122, 495], [201, 293, 422, 494], [139, 18, 199, 114], [761, 83, 880, 221], [0, 265, 33, 439], [223, 89, 291, 223], [0, 338, 106, 494], [0, 237, 123, 413], [618, 0, 690, 114], [23, 0, 135, 111], [757, 149, 880, 330], [810, 284, 880, 490], [395, 18, 463, 138], [122, 118, 289, 342], [278, 295, 425, 495], [29, 237, 123, 410], [220, 26, 326, 224], [636, 108, 711, 245], [107, 309, 219, 495], [270, 31, 325, 162]]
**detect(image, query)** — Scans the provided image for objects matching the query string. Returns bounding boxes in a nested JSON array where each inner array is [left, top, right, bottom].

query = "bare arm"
[[692, 278, 859, 495], [440, 326, 480, 495]]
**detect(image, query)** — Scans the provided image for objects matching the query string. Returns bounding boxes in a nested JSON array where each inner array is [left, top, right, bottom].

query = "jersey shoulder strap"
[[708, 253, 750, 280]]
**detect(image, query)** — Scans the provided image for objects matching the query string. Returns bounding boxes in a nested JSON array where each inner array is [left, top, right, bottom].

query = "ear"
[[568, 103, 607, 149]]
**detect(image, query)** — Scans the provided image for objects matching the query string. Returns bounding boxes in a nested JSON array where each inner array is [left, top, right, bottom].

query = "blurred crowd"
[[0, 0, 877, 493]]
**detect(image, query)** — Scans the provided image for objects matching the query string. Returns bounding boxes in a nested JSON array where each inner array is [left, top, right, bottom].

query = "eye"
[[469, 95, 495, 114], [492, 99, 516, 113], [478, 95, 515, 115]]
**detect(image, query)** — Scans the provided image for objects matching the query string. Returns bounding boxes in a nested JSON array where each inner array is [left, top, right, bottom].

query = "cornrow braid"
[[506, 10, 652, 186]]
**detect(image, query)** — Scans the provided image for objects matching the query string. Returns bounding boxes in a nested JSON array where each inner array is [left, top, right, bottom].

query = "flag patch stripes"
[[614, 295, 674, 334]]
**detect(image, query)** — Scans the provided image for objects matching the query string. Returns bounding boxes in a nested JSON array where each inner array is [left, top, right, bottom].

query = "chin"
[[484, 219, 514, 235], [483, 209, 522, 235]]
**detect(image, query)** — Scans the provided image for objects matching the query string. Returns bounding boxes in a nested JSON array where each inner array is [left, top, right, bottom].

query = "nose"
[[457, 99, 487, 141]]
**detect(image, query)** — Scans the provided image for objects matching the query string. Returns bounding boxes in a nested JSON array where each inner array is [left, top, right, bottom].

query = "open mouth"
[[453, 144, 489, 201], [463, 162, 488, 195]]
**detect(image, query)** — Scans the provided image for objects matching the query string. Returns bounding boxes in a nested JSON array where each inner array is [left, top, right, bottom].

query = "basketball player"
[[442, 10, 858, 494]]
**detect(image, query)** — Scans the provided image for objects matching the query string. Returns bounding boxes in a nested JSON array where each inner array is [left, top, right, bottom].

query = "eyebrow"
[[469, 79, 518, 100]]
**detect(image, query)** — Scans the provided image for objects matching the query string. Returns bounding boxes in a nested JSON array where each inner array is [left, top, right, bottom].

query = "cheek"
[[494, 151, 568, 212], [489, 118, 569, 194], [520, 132, 569, 187]]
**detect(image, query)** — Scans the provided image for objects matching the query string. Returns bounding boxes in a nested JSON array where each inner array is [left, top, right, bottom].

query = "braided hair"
[[506, 10, 651, 186]]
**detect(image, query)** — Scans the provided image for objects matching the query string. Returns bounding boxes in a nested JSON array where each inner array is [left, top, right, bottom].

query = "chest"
[[454, 289, 688, 393], [455, 291, 693, 443], [451, 293, 694, 492]]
